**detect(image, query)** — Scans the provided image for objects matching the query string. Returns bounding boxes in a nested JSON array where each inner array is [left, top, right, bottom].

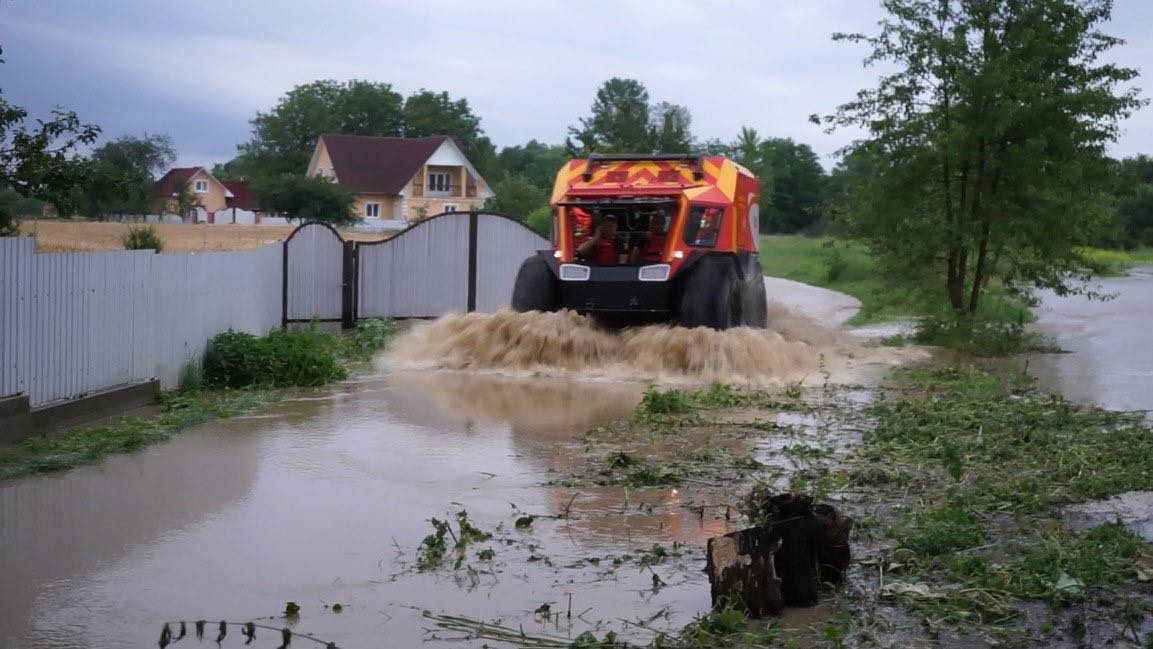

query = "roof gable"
[[318, 134, 449, 194], [152, 167, 232, 198]]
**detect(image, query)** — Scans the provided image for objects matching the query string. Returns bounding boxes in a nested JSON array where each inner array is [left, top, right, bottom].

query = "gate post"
[[466, 211, 478, 312], [341, 240, 356, 329]]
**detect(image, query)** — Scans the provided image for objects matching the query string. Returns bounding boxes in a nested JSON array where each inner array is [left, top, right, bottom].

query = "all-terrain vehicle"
[[511, 153, 768, 329]]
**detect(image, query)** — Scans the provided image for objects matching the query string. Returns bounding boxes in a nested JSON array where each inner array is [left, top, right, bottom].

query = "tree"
[[483, 174, 547, 218], [649, 101, 694, 152], [253, 174, 355, 225], [238, 80, 404, 177], [1, 71, 100, 231], [81, 133, 176, 218], [1107, 154, 1153, 245], [496, 140, 569, 190], [402, 89, 500, 180], [760, 138, 826, 233], [567, 78, 654, 154], [818, 0, 1145, 313], [160, 177, 202, 222]]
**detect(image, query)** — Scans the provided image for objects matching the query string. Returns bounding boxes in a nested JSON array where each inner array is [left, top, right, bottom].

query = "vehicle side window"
[[683, 205, 724, 247]]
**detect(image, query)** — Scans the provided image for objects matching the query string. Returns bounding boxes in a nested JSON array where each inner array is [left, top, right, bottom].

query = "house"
[[305, 134, 495, 222], [151, 167, 264, 224]]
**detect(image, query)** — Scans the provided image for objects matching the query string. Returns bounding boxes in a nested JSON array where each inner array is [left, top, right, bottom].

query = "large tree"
[[1, 63, 100, 231], [567, 78, 654, 154], [819, 0, 1145, 313], [253, 174, 355, 225], [238, 80, 404, 177], [80, 133, 176, 218], [761, 138, 826, 233], [402, 89, 499, 180], [483, 174, 546, 219], [497, 140, 570, 190]]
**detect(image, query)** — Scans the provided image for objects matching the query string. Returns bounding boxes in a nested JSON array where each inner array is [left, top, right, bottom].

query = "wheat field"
[[17, 220, 391, 253]]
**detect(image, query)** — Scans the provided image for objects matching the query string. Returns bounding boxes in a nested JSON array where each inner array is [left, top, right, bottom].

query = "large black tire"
[[676, 256, 741, 329], [740, 256, 769, 328], [511, 254, 559, 312]]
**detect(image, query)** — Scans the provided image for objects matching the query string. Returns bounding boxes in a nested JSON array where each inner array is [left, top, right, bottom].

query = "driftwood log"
[[705, 492, 852, 616]]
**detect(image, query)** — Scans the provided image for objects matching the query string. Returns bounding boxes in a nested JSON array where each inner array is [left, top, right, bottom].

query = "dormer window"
[[428, 172, 451, 194], [193, 180, 208, 193]]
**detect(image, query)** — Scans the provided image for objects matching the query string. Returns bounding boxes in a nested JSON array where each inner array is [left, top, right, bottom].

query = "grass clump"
[[865, 361, 1153, 628], [121, 224, 164, 252], [0, 389, 281, 479], [203, 327, 346, 388], [339, 318, 399, 362], [679, 599, 787, 647]]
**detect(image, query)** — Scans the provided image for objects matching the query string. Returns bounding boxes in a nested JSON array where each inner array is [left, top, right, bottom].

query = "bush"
[[203, 327, 347, 388], [122, 225, 164, 252], [340, 318, 398, 362]]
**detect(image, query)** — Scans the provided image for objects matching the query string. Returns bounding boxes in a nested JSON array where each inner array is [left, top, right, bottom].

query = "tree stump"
[[705, 492, 852, 616]]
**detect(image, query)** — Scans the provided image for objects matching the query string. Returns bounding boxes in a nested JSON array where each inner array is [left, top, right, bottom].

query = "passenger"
[[576, 214, 625, 265], [570, 207, 593, 248], [631, 211, 668, 263]]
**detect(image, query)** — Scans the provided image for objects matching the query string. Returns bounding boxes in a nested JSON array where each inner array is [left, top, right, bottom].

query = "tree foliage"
[[819, 0, 1145, 313], [1, 47, 101, 232], [567, 78, 694, 154], [1107, 155, 1153, 246], [80, 133, 177, 219], [238, 80, 404, 177], [253, 174, 355, 224], [483, 174, 546, 219], [234, 81, 500, 181], [496, 140, 569, 190]]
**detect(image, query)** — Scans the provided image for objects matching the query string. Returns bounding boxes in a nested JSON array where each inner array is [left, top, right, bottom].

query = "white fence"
[[1, 212, 546, 410], [0, 237, 281, 408]]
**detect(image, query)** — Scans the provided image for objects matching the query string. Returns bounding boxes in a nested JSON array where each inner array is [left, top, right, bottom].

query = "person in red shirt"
[[631, 211, 668, 263], [576, 214, 624, 264], [570, 207, 593, 249]]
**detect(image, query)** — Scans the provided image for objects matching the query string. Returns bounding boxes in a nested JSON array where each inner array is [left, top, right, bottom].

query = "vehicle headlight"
[[638, 264, 671, 282], [559, 263, 591, 281]]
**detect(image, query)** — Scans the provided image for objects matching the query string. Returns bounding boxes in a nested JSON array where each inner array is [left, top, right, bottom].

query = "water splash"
[[385, 306, 905, 386]]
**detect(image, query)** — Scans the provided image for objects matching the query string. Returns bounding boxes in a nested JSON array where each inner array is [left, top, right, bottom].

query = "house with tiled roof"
[[151, 167, 264, 223], [305, 134, 495, 222]]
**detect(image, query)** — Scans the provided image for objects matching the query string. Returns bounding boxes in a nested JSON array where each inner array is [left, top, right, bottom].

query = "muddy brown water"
[[0, 294, 918, 648]]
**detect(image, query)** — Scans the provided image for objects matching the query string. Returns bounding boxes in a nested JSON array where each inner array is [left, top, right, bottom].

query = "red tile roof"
[[222, 180, 257, 210], [319, 134, 449, 194], [151, 167, 202, 198]]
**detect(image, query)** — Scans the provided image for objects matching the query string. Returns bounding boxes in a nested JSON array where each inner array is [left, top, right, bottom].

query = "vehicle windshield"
[[565, 200, 674, 265]]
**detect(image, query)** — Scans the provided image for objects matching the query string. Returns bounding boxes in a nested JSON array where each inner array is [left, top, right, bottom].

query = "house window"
[[443, 204, 458, 213], [365, 203, 381, 218], [193, 180, 208, 193], [428, 172, 451, 194]]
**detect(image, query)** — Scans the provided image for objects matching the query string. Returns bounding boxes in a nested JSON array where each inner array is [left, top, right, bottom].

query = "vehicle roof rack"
[[581, 153, 704, 182]]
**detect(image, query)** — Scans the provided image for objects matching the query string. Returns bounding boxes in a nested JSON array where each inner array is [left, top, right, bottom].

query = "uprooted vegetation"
[[416, 367, 1153, 647]]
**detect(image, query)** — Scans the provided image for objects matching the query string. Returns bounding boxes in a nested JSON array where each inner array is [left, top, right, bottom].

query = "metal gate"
[[282, 222, 355, 326], [283, 212, 547, 325], [357, 211, 547, 319]]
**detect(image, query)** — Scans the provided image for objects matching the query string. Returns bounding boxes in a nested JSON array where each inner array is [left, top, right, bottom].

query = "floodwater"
[[1021, 265, 1153, 412], [0, 284, 921, 648]]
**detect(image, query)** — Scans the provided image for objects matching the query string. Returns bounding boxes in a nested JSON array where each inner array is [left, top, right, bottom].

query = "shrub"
[[203, 327, 347, 389], [340, 318, 398, 361], [122, 225, 164, 252]]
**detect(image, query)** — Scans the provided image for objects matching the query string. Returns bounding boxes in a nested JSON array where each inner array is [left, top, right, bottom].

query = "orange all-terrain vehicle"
[[511, 153, 767, 329]]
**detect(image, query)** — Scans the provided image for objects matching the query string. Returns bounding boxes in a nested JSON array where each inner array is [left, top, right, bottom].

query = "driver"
[[576, 214, 625, 265]]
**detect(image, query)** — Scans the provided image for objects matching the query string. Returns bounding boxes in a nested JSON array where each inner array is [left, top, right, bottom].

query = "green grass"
[[1077, 246, 1153, 276], [0, 389, 283, 479], [863, 362, 1153, 624], [758, 235, 933, 324]]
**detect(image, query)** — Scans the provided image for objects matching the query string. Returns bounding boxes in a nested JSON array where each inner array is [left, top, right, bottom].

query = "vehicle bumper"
[[551, 262, 672, 314]]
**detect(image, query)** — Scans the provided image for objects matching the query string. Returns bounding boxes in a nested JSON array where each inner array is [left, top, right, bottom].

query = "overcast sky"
[[4, 1, 1151, 170]]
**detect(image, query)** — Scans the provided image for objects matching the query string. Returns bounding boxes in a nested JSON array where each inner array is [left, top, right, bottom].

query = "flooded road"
[[1023, 266, 1153, 412], [0, 285, 921, 648]]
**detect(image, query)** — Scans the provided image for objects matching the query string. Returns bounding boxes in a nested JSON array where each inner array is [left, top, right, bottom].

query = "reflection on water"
[[0, 369, 745, 648], [1020, 266, 1153, 412]]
